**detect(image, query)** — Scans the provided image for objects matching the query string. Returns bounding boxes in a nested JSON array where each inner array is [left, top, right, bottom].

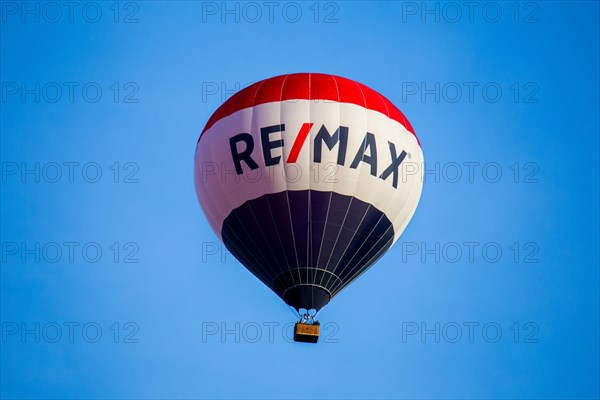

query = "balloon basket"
[[294, 321, 320, 343]]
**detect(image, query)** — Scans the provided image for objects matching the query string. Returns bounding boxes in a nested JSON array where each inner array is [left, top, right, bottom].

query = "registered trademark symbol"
[[407, 153, 412, 159]]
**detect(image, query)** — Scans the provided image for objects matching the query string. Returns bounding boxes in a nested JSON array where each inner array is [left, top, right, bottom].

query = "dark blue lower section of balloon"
[[221, 190, 394, 311]]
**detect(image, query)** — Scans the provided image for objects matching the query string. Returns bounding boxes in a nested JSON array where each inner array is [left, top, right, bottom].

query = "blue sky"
[[1, 1, 598, 399]]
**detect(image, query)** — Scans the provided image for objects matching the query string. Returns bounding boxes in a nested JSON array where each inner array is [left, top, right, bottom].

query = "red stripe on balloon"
[[287, 122, 314, 164], [198, 73, 420, 147]]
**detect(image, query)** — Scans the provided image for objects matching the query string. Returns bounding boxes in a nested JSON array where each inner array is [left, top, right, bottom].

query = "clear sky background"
[[1, 1, 598, 399]]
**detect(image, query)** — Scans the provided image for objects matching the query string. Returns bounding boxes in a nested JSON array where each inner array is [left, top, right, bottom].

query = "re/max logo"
[[229, 123, 408, 189]]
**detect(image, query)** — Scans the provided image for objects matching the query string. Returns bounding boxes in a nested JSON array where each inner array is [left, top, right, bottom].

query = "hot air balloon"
[[194, 73, 423, 343]]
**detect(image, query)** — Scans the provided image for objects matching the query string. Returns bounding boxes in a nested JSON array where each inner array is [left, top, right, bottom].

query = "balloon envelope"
[[195, 73, 423, 312]]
